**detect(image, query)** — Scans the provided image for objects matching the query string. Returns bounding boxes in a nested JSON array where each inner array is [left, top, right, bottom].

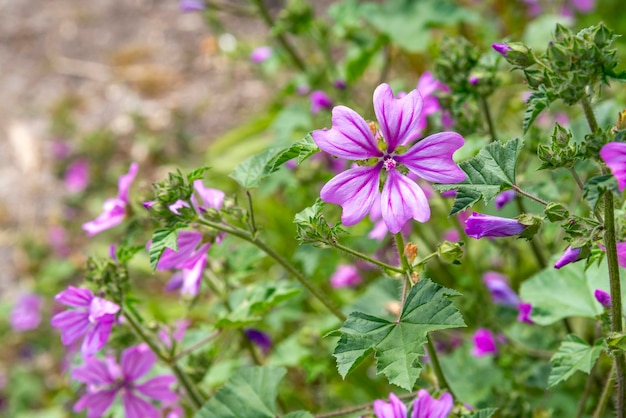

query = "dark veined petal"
[[381, 170, 430, 234], [373, 83, 423, 153], [82, 319, 115, 357], [50, 309, 90, 345], [396, 132, 465, 183], [320, 165, 381, 226], [121, 343, 157, 381], [54, 286, 93, 308], [71, 357, 115, 385], [122, 390, 160, 418], [73, 389, 118, 418], [600, 142, 626, 191], [134, 375, 178, 402], [312, 106, 381, 160]]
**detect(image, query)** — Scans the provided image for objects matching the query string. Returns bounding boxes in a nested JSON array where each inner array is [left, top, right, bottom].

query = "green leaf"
[[461, 408, 498, 418], [548, 334, 606, 387], [283, 412, 315, 418], [583, 174, 619, 210], [148, 229, 179, 271], [438, 138, 523, 215], [229, 148, 283, 189], [523, 90, 551, 133], [195, 366, 286, 418], [263, 134, 319, 174], [333, 279, 465, 390], [187, 166, 210, 182], [519, 259, 626, 325]]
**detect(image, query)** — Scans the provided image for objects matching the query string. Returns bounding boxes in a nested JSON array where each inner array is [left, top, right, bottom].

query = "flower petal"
[[82, 198, 127, 236], [381, 170, 430, 233], [118, 162, 139, 203], [181, 251, 208, 297], [312, 106, 380, 160], [396, 132, 465, 183], [320, 166, 380, 226], [122, 390, 160, 418], [600, 142, 626, 191], [74, 389, 118, 418], [373, 83, 423, 152], [156, 231, 203, 270], [134, 375, 178, 402], [51, 310, 90, 345], [89, 297, 120, 320], [121, 343, 156, 381], [71, 357, 115, 385], [82, 318, 115, 357], [55, 286, 93, 308]]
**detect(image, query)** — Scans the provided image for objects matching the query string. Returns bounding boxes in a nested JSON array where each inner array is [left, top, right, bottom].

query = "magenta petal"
[[320, 166, 380, 226], [181, 252, 207, 297], [71, 357, 115, 385], [55, 286, 94, 307], [89, 297, 120, 320], [157, 231, 203, 270], [74, 389, 118, 418], [134, 375, 178, 402], [51, 310, 90, 345], [373, 83, 423, 152], [411, 390, 453, 418], [121, 344, 156, 380], [82, 198, 127, 236], [193, 180, 225, 210], [600, 142, 626, 191], [118, 162, 139, 203], [312, 106, 381, 160], [122, 390, 160, 418], [381, 170, 430, 233], [82, 318, 115, 357], [396, 132, 465, 183], [373, 393, 407, 418]]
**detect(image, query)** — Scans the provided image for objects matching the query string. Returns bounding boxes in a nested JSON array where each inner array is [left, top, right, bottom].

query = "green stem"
[[394, 232, 411, 279], [513, 196, 548, 269], [592, 363, 615, 418], [123, 309, 205, 408], [512, 184, 549, 206], [575, 364, 597, 418], [250, 0, 307, 72], [331, 241, 404, 274], [314, 391, 419, 418], [173, 330, 221, 361], [197, 218, 346, 321], [425, 335, 456, 398], [569, 167, 604, 223], [581, 96, 599, 132], [479, 95, 498, 142], [246, 190, 258, 235]]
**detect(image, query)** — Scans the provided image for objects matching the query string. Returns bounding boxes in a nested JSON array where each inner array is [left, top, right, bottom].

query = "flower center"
[[383, 157, 396, 172]]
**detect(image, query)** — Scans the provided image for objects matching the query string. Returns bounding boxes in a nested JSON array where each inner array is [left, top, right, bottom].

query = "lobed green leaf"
[[548, 334, 606, 387]]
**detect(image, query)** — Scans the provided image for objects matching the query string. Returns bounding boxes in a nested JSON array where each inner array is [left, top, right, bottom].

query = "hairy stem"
[[592, 363, 615, 418], [479, 95, 498, 142], [512, 184, 549, 206], [332, 241, 404, 274]]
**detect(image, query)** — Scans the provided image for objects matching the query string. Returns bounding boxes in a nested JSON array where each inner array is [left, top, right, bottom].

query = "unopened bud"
[[404, 243, 418, 265], [616, 109, 626, 131], [437, 241, 464, 264], [516, 214, 543, 240]]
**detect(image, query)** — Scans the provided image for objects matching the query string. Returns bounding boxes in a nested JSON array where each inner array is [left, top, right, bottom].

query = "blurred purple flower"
[[310, 90, 333, 114], [51, 286, 120, 357], [10, 293, 42, 332], [72, 343, 177, 418], [443, 228, 460, 242], [373, 393, 407, 418], [492, 43, 512, 57], [48, 225, 70, 257], [334, 79, 347, 90], [65, 159, 90, 193], [482, 271, 519, 307], [570, 0, 595, 12], [471, 328, 498, 357], [244, 329, 272, 354], [412, 389, 453, 418], [594, 289, 611, 307], [600, 142, 626, 192], [494, 189, 516, 210], [82, 162, 138, 236], [469, 76, 480, 85], [517, 302, 534, 324], [554, 246, 583, 269], [330, 264, 362, 288], [159, 320, 190, 348], [416, 72, 450, 135], [250, 46, 272, 63], [313, 83, 465, 234], [51, 140, 71, 159], [465, 213, 526, 239], [599, 242, 626, 268], [179, 0, 205, 12]]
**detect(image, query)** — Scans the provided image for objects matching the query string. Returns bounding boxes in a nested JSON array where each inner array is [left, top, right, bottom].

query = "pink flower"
[[416, 72, 449, 134], [310, 90, 333, 114], [10, 293, 42, 332], [600, 142, 626, 191], [494, 190, 516, 210], [517, 302, 534, 324], [471, 328, 498, 357], [411, 389, 453, 418], [464, 213, 526, 239], [312, 83, 465, 234], [554, 246, 583, 269], [330, 264, 362, 288], [482, 271, 519, 307], [72, 344, 177, 418], [250, 46, 272, 63], [594, 289, 611, 307], [373, 393, 407, 418], [179, 0, 205, 12], [492, 43, 512, 57], [82, 162, 138, 236], [64, 159, 90, 193], [51, 286, 120, 357], [599, 242, 626, 268]]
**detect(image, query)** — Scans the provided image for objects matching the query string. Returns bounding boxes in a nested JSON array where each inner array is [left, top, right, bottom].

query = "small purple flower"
[[310, 90, 333, 114], [250, 46, 272, 64], [517, 302, 534, 324], [330, 264, 362, 288], [244, 329, 273, 354], [469, 76, 480, 85], [570, 0, 594, 12], [411, 389, 453, 418], [416, 72, 449, 134], [482, 271, 519, 307], [159, 320, 190, 348], [464, 213, 526, 239], [10, 294, 42, 332], [600, 142, 626, 192], [599, 242, 626, 268], [48, 225, 70, 257], [334, 79, 347, 90], [51, 139, 71, 159], [64, 159, 90, 194], [51, 286, 120, 357], [313, 83, 465, 234], [373, 393, 407, 418], [554, 246, 583, 269], [82, 162, 138, 236], [494, 189, 516, 210], [471, 328, 498, 357], [594, 289, 612, 307], [179, 0, 205, 12], [492, 43, 512, 57], [72, 344, 177, 418]]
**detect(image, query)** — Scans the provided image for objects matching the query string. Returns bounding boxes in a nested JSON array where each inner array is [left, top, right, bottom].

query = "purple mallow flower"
[[72, 344, 177, 418], [250, 46, 272, 63], [594, 289, 612, 307], [554, 246, 583, 269], [179, 0, 205, 12], [517, 302, 534, 324], [330, 264, 362, 288], [471, 328, 498, 357], [244, 329, 272, 354], [373, 390, 453, 418], [313, 83, 465, 234], [10, 293, 42, 332], [495, 189, 516, 210], [310, 90, 333, 114], [492, 43, 512, 57], [373, 393, 407, 418], [599, 242, 626, 268], [415, 72, 449, 134], [65, 159, 90, 193], [482, 271, 519, 307], [600, 142, 626, 192], [82, 162, 138, 236], [51, 286, 120, 357], [465, 213, 526, 239]]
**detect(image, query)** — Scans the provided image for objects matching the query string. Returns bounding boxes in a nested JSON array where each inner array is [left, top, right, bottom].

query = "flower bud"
[[594, 289, 612, 307], [438, 241, 464, 264]]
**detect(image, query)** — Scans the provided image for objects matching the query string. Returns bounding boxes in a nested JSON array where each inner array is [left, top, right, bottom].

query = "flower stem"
[[425, 335, 456, 398], [581, 96, 599, 133], [512, 185, 549, 206], [569, 167, 604, 223], [331, 241, 405, 274], [197, 218, 346, 321], [479, 95, 498, 142], [246, 190, 258, 236], [593, 362, 615, 418]]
